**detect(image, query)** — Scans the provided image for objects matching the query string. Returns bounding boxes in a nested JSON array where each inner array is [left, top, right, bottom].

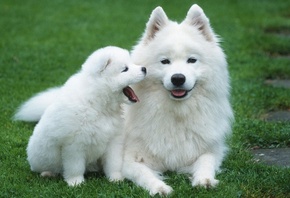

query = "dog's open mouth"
[[123, 86, 139, 103], [170, 89, 188, 99]]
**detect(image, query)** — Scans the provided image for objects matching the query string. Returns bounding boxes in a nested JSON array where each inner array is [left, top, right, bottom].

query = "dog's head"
[[82, 46, 146, 103], [132, 5, 228, 101]]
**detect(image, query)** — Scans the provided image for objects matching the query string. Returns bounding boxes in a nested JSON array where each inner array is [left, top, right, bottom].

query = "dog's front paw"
[[149, 182, 173, 196], [65, 176, 85, 187], [192, 177, 219, 188], [107, 172, 124, 182]]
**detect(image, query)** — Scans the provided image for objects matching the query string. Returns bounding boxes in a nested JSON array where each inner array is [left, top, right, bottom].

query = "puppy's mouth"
[[123, 86, 139, 103]]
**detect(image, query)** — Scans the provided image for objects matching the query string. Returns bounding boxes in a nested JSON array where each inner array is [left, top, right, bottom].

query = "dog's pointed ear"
[[182, 4, 218, 42], [143, 6, 168, 43]]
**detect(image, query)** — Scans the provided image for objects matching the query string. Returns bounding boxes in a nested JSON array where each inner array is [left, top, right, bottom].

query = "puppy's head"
[[82, 46, 147, 103]]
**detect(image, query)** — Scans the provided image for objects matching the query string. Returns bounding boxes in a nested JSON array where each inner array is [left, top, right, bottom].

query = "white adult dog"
[[117, 4, 234, 196], [14, 46, 146, 186]]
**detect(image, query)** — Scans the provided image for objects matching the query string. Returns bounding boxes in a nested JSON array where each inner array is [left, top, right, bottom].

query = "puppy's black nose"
[[141, 67, 147, 74], [171, 74, 186, 86]]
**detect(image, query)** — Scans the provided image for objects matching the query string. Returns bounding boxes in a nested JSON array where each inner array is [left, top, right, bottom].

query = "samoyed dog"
[[14, 46, 146, 186], [118, 4, 234, 196]]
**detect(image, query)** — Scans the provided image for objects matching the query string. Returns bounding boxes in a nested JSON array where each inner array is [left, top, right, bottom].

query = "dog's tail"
[[13, 87, 61, 122]]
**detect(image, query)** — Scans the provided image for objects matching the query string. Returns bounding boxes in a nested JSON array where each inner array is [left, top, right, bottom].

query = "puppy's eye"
[[187, 58, 197, 64], [122, 66, 129, 72], [161, 59, 170, 64]]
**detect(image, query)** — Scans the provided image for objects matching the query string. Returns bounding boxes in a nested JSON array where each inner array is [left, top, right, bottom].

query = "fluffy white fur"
[[117, 4, 234, 196], [14, 4, 233, 196], [14, 87, 61, 122], [14, 46, 146, 186]]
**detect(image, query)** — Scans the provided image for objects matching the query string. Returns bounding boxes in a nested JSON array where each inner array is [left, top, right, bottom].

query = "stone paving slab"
[[265, 79, 290, 89], [264, 110, 290, 122], [251, 148, 290, 168]]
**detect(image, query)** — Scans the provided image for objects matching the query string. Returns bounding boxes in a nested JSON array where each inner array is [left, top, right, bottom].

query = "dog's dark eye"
[[122, 66, 129, 72], [161, 59, 170, 64], [187, 58, 197, 64]]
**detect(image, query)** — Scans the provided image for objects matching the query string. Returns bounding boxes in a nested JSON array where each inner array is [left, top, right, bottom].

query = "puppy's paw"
[[107, 172, 124, 182], [41, 171, 56, 177], [149, 182, 173, 196], [192, 177, 219, 188], [65, 176, 85, 187]]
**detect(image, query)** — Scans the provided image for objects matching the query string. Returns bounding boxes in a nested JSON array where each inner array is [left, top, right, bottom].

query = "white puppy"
[[119, 5, 234, 196], [14, 46, 146, 186]]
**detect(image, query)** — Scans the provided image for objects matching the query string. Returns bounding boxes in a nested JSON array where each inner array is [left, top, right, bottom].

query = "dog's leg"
[[123, 158, 173, 196], [191, 152, 220, 188], [103, 134, 124, 181], [62, 145, 86, 186]]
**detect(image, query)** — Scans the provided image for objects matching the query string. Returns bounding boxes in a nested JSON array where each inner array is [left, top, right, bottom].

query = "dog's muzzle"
[[170, 74, 189, 99]]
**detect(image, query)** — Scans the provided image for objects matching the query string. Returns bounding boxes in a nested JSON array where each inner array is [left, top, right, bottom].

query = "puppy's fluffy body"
[[118, 5, 234, 196], [15, 46, 146, 186]]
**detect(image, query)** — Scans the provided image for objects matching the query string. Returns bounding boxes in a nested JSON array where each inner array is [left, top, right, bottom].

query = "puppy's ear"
[[182, 4, 218, 42], [143, 6, 168, 43], [82, 50, 111, 74], [100, 58, 111, 72]]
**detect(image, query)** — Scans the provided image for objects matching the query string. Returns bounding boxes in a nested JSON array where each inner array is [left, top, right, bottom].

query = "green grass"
[[1, 0, 290, 197]]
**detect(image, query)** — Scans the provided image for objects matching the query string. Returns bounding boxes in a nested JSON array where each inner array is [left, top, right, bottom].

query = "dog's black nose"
[[171, 74, 186, 86], [141, 67, 147, 74]]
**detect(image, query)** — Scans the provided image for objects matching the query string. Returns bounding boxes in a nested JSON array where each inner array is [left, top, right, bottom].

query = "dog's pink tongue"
[[123, 86, 140, 103], [171, 90, 186, 97]]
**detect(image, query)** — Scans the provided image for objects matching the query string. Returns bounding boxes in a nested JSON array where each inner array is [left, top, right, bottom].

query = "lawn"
[[1, 0, 290, 197]]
